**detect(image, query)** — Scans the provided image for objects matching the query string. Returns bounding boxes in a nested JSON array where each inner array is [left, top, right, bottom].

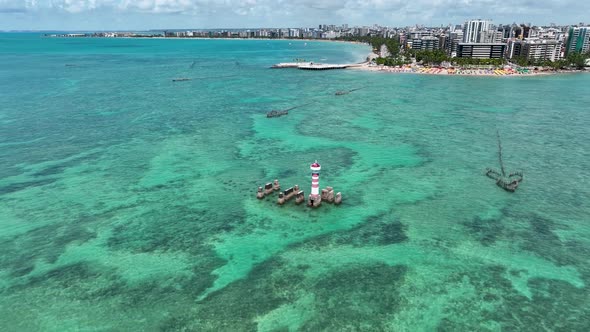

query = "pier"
[[271, 62, 358, 70], [298, 63, 349, 70]]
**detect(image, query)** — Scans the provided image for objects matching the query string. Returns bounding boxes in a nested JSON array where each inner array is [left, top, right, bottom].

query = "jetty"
[[271, 62, 358, 71], [485, 130, 523, 192], [271, 62, 310, 68], [299, 63, 350, 70]]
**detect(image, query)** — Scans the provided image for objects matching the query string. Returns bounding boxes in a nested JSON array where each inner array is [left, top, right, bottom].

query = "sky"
[[0, 0, 588, 31]]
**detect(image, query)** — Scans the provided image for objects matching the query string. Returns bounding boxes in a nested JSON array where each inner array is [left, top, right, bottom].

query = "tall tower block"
[[308, 160, 322, 207]]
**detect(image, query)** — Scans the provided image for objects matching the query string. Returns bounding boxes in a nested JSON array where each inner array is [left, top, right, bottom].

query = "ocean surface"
[[1, 33, 589, 331]]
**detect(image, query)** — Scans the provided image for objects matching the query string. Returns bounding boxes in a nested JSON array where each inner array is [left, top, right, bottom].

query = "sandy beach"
[[350, 63, 563, 77]]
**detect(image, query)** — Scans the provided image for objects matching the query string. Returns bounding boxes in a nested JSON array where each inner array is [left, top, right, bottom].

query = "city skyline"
[[0, 0, 589, 31]]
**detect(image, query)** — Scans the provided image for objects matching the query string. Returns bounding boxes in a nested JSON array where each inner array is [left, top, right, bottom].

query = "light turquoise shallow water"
[[1, 33, 589, 331]]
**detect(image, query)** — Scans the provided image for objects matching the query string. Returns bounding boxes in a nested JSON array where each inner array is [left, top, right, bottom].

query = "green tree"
[[566, 52, 589, 69]]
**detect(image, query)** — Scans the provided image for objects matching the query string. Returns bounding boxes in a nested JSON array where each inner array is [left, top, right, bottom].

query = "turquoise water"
[[1, 33, 589, 331]]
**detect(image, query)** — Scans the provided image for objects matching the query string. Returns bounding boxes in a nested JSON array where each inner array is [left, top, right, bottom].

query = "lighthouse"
[[308, 160, 322, 207]]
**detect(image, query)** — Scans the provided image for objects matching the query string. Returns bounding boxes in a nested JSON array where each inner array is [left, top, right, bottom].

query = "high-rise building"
[[408, 30, 432, 39], [565, 27, 590, 55], [508, 39, 563, 61], [523, 39, 562, 61], [463, 19, 492, 43], [449, 30, 463, 56], [498, 25, 513, 39], [519, 24, 531, 39], [438, 35, 448, 52], [409, 36, 440, 51], [457, 43, 506, 58], [507, 39, 524, 59]]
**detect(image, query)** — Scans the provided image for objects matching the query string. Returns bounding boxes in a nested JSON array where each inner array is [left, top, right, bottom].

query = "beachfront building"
[[408, 36, 440, 51], [463, 19, 492, 43], [457, 43, 506, 59], [565, 27, 590, 56], [506, 39, 562, 61], [288, 29, 300, 38], [506, 38, 563, 61], [322, 30, 341, 39], [523, 39, 562, 61]]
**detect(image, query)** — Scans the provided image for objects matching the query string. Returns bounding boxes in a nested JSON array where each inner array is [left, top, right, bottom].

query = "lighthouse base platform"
[[308, 195, 322, 208]]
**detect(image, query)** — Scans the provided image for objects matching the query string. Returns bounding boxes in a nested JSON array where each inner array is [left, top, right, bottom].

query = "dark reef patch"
[[159, 315, 195, 332], [464, 208, 581, 268], [104, 204, 231, 300], [32, 164, 69, 177], [295, 211, 408, 250], [463, 216, 504, 246], [53, 223, 97, 248], [302, 263, 407, 331], [188, 260, 406, 331], [0, 221, 97, 281], [192, 258, 301, 331], [0, 178, 58, 195], [106, 205, 239, 255], [507, 211, 578, 267], [439, 265, 590, 331], [32, 152, 101, 177], [277, 168, 297, 179], [26, 262, 100, 288]]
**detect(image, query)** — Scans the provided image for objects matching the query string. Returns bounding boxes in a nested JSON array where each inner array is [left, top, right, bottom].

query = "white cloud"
[[0, 0, 38, 12], [1, 0, 589, 28]]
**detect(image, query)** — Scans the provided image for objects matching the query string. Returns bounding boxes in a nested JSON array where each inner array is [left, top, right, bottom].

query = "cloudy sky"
[[0, 0, 588, 30]]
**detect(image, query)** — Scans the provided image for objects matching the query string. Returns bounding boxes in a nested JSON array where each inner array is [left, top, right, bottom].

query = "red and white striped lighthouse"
[[308, 160, 322, 207]]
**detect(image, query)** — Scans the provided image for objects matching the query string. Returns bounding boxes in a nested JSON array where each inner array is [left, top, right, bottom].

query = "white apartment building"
[[463, 19, 492, 43]]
